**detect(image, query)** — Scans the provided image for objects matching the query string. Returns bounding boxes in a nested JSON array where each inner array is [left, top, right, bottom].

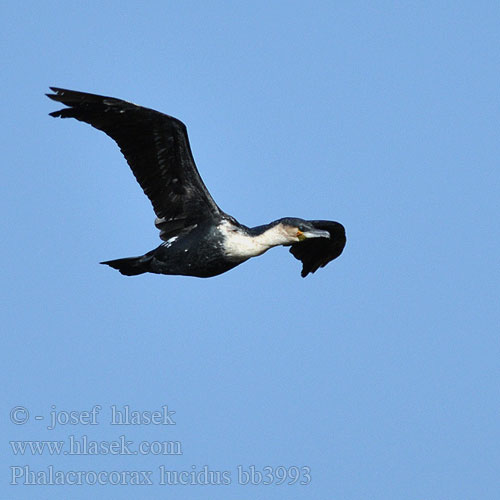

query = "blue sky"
[[2, 1, 499, 499]]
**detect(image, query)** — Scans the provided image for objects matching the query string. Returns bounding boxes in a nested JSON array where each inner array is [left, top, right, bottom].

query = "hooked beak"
[[297, 229, 330, 241]]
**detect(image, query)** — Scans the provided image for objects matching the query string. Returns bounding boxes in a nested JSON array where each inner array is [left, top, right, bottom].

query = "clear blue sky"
[[2, 1, 499, 499]]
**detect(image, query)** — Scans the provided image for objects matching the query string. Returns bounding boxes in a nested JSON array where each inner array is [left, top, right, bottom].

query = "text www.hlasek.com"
[[10, 435, 182, 456]]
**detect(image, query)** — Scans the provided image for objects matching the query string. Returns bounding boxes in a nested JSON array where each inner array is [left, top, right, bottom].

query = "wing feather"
[[289, 220, 346, 277], [47, 87, 222, 238]]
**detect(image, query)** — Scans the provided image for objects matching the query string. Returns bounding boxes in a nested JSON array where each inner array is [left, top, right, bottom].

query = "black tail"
[[100, 255, 152, 276]]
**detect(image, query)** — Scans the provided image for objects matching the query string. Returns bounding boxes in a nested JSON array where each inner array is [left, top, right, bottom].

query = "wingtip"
[[46, 87, 65, 103]]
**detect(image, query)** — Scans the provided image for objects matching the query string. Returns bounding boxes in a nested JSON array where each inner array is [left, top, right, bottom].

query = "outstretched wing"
[[289, 221, 346, 277], [47, 87, 222, 239]]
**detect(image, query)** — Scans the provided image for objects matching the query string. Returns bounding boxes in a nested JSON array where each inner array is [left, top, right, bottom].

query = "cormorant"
[[47, 88, 346, 278]]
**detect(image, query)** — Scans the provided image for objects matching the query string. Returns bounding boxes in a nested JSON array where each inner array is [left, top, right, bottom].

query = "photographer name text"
[[10, 405, 176, 429]]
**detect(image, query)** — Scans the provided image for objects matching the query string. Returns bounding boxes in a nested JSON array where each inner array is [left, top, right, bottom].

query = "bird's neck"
[[219, 221, 293, 260]]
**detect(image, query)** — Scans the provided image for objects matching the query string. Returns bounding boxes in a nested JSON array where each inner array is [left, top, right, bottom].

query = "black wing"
[[289, 221, 346, 277], [47, 87, 222, 240]]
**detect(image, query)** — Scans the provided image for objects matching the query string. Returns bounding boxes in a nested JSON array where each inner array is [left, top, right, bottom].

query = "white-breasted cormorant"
[[47, 88, 346, 278]]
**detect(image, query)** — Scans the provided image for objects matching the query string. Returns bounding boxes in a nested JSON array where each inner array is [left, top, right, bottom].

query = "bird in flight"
[[47, 88, 346, 278]]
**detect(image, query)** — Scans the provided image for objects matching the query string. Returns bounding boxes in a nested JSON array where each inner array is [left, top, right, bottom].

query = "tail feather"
[[100, 255, 151, 276]]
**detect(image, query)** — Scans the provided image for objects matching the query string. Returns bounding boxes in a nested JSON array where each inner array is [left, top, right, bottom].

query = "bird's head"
[[276, 218, 331, 244]]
